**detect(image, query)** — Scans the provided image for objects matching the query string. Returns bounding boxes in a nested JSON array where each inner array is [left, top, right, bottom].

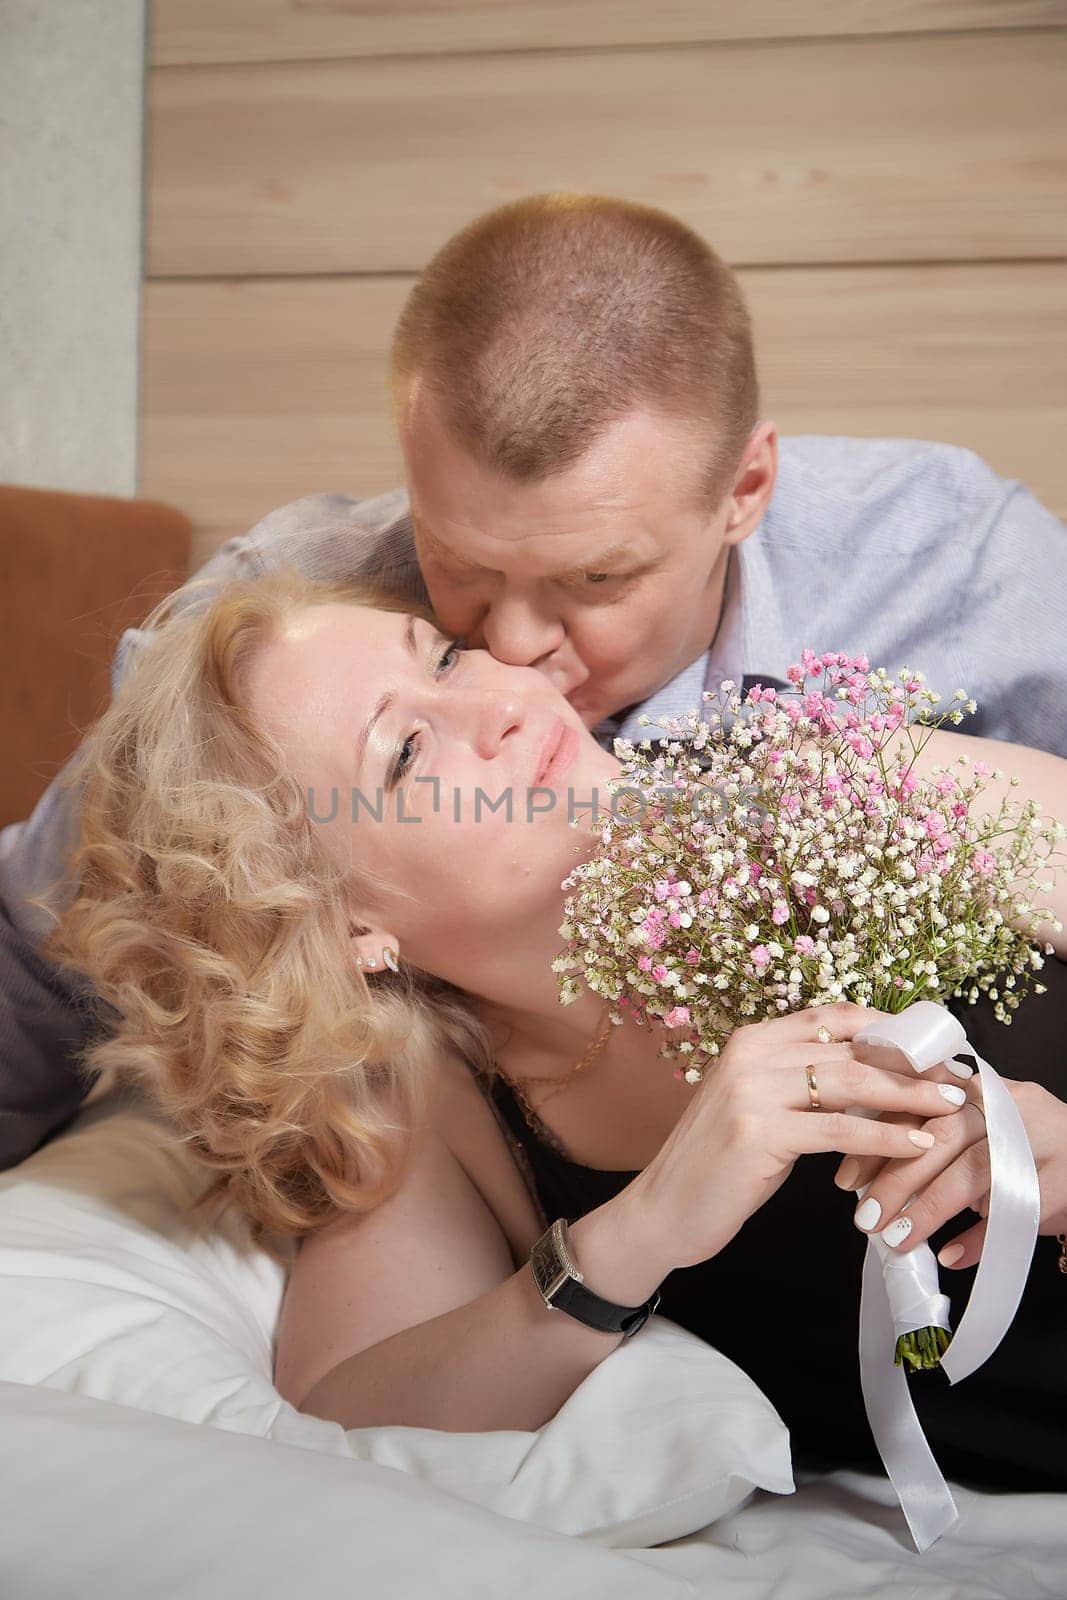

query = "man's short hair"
[[391, 193, 759, 507]]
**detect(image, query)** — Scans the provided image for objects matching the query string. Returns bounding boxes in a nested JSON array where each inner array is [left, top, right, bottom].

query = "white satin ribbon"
[[852, 1001, 1041, 1552]]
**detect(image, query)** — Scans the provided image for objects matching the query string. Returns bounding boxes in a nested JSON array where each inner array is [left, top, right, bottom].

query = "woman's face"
[[242, 602, 621, 984]]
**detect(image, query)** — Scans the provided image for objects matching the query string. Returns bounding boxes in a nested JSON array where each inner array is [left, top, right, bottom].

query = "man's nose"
[[479, 593, 564, 669]]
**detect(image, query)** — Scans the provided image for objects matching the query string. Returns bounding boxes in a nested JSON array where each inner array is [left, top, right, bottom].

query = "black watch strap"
[[530, 1218, 662, 1339]]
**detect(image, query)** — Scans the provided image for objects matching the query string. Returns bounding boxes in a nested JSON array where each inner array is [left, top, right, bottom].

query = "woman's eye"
[[391, 636, 466, 784], [393, 735, 417, 783], [437, 635, 466, 670]]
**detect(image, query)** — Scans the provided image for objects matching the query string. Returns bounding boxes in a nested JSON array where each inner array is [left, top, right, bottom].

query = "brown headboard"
[[0, 484, 192, 830]]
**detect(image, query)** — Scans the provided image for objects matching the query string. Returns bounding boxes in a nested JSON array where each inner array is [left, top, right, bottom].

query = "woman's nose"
[[468, 687, 525, 761], [478, 594, 564, 669]]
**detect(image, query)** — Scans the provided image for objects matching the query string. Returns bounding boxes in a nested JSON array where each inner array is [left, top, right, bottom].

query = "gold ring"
[[805, 1063, 821, 1111], [816, 1024, 836, 1045]]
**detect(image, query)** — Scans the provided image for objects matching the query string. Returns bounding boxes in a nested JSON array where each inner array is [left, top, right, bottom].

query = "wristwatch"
[[529, 1217, 662, 1339]]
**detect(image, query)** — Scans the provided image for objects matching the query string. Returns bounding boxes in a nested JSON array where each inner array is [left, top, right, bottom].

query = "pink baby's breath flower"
[[651, 963, 669, 983], [971, 849, 997, 877], [637, 955, 653, 971], [794, 935, 816, 955], [663, 1005, 691, 1029], [751, 945, 771, 967], [772, 900, 790, 926], [684, 947, 701, 965]]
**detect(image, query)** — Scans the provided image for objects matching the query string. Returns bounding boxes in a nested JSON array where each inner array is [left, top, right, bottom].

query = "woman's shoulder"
[[433, 1048, 547, 1264]]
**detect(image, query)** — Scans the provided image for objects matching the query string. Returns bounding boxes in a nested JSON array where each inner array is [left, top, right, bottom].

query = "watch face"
[[531, 1224, 571, 1303]]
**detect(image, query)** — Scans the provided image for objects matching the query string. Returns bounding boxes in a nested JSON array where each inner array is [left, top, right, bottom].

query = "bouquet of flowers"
[[553, 649, 1064, 1370]]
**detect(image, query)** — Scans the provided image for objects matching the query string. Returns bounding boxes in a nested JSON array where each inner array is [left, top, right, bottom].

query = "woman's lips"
[[534, 719, 580, 787]]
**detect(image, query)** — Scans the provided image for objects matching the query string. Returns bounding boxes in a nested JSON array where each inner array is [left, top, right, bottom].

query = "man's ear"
[[724, 420, 778, 545]]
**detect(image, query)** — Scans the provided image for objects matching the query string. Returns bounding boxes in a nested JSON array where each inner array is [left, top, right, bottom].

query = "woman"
[[40, 567, 1067, 1492]]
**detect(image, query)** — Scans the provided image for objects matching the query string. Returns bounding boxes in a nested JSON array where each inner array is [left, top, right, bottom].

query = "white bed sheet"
[[641, 1469, 1067, 1599]]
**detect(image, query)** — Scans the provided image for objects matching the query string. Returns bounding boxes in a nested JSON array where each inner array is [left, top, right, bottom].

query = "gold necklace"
[[503, 1004, 614, 1112]]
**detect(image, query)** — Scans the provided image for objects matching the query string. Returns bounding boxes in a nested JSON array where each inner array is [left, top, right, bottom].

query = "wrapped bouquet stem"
[[553, 652, 1063, 1549]]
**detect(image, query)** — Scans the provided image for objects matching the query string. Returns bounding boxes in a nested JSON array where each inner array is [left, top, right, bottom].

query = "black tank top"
[[469, 962, 1067, 1492]]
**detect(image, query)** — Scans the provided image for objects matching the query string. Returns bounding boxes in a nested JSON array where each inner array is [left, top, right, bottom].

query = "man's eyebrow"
[[555, 541, 636, 577], [355, 611, 419, 777], [426, 532, 639, 578]]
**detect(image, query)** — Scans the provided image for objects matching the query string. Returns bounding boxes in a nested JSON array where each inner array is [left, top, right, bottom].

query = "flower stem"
[[895, 1326, 953, 1371]]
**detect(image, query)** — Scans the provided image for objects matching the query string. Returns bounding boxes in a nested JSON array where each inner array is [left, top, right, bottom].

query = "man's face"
[[400, 389, 777, 730]]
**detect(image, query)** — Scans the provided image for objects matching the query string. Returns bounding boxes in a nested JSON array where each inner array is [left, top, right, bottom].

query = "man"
[[1, 193, 1064, 1169]]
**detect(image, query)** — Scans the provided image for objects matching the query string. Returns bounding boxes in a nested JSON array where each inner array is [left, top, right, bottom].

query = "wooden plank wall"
[[142, 2, 1067, 569]]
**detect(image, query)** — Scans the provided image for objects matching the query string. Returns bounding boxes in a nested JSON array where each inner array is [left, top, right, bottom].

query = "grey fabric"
[[1, 436, 1064, 1169]]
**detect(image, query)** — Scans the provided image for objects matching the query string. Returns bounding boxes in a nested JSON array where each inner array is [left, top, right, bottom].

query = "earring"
[[382, 946, 400, 973]]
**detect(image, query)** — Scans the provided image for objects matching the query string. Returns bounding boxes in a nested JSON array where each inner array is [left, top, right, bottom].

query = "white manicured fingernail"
[[938, 1083, 967, 1105], [854, 1197, 882, 1231], [881, 1217, 913, 1248], [947, 1058, 974, 1079]]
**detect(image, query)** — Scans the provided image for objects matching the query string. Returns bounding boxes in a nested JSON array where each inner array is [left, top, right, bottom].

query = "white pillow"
[[0, 1384, 693, 1600], [0, 1088, 793, 1546]]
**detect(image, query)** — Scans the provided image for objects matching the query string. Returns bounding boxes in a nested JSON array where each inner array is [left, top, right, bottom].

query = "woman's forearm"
[[903, 727, 1067, 957], [300, 1184, 669, 1433]]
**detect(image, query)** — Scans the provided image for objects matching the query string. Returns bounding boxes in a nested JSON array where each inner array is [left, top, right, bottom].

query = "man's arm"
[[0, 489, 418, 1170]]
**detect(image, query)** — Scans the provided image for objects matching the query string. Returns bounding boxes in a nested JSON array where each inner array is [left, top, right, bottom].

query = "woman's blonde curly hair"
[[34, 566, 496, 1257]]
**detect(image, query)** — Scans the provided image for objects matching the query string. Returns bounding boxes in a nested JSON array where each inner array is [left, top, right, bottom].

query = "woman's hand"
[[838, 1077, 1067, 1267], [632, 1001, 974, 1272]]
